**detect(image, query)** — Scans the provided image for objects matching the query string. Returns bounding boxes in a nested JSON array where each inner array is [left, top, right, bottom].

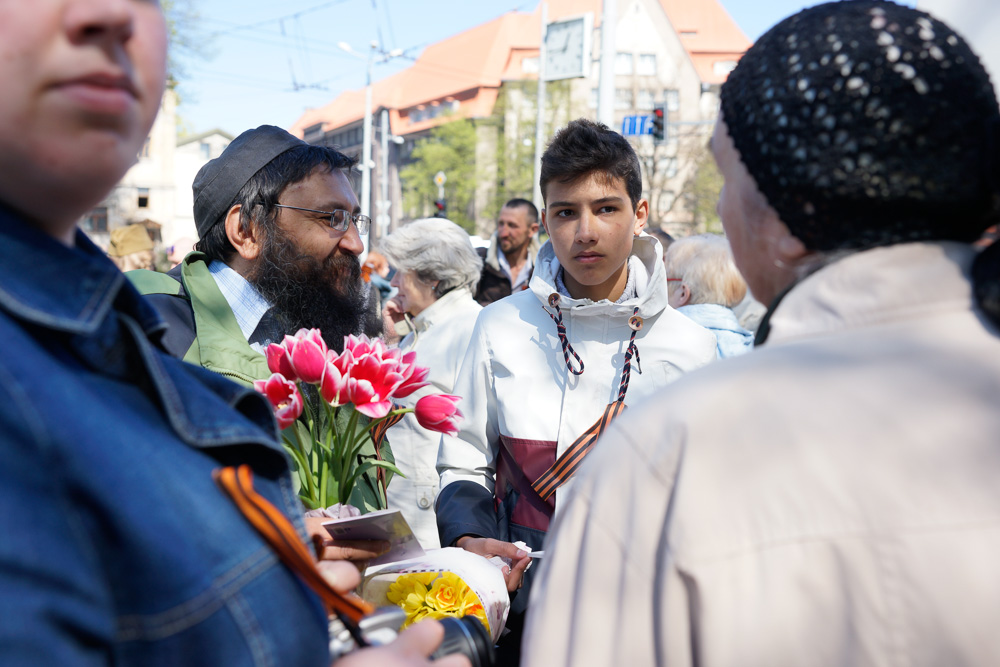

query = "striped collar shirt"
[[208, 260, 274, 353]]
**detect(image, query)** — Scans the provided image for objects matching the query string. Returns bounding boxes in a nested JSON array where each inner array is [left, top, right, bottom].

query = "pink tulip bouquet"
[[254, 329, 463, 510]]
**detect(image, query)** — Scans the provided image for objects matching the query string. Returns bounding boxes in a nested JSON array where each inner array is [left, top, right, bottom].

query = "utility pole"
[[379, 108, 390, 238], [598, 0, 617, 127], [532, 3, 548, 211], [361, 41, 377, 219]]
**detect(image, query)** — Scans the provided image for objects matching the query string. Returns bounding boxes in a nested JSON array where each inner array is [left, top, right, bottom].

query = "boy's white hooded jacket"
[[435, 234, 717, 581]]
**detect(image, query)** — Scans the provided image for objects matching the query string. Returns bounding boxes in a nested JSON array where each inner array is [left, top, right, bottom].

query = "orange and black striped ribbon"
[[213, 465, 374, 625], [370, 410, 405, 449], [370, 408, 405, 495], [531, 400, 627, 501]]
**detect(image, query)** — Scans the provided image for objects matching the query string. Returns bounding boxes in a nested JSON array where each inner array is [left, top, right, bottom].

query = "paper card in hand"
[[323, 509, 426, 566]]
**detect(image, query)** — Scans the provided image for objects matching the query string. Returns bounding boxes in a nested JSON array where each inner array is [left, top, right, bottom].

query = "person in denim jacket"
[[0, 2, 466, 666]]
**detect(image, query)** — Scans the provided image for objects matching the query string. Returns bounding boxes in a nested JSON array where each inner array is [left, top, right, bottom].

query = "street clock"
[[543, 14, 593, 82]]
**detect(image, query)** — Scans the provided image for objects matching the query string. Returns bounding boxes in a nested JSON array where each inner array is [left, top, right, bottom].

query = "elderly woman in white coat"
[[380, 218, 483, 549]]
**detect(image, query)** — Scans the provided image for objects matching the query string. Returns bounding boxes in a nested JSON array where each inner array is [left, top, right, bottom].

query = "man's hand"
[[304, 515, 389, 569], [455, 536, 530, 592]]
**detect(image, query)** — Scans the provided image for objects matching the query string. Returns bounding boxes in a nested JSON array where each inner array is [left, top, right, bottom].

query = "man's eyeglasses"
[[275, 204, 371, 235]]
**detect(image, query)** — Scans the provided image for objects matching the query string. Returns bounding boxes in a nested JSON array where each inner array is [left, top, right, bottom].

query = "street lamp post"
[[338, 41, 404, 226], [361, 42, 375, 220]]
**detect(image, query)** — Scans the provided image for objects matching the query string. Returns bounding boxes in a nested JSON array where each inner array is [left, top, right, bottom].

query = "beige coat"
[[386, 287, 482, 549], [524, 242, 1000, 666]]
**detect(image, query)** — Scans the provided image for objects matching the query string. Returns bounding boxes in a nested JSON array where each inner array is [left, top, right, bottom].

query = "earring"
[[773, 258, 787, 269]]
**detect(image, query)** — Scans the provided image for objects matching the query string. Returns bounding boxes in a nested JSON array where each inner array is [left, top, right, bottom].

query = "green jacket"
[[128, 253, 393, 512]]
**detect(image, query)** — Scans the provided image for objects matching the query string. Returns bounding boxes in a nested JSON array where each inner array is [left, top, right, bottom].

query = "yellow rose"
[[427, 572, 467, 613]]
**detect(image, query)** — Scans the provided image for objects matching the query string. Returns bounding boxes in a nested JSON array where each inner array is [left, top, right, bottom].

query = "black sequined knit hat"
[[720, 0, 1000, 252]]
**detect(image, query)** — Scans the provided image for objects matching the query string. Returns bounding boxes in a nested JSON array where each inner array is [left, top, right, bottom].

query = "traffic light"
[[651, 103, 666, 143], [433, 199, 447, 218]]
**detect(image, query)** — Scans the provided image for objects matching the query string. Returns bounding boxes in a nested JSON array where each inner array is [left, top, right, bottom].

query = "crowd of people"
[[1, 0, 999, 666]]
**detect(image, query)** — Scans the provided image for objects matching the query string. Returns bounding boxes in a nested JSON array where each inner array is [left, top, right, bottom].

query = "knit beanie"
[[720, 0, 1000, 252], [192, 125, 306, 239]]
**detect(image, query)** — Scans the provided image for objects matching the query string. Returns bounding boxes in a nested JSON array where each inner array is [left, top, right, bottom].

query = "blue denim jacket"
[[0, 209, 329, 666]]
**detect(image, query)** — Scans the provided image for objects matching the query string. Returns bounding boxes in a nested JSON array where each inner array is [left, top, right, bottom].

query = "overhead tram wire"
[[197, 1, 556, 98]]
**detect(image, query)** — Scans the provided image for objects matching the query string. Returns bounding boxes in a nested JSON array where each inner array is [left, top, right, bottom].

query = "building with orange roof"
[[290, 0, 750, 238]]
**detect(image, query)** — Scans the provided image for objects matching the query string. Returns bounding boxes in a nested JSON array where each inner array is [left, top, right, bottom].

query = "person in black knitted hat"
[[716, 0, 1000, 324], [525, 3, 1000, 665]]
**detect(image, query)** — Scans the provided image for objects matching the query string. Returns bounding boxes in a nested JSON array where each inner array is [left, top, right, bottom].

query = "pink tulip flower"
[[253, 373, 304, 430], [320, 354, 348, 406], [392, 349, 430, 398], [414, 394, 463, 436], [265, 343, 297, 381], [345, 352, 406, 419], [285, 328, 328, 384]]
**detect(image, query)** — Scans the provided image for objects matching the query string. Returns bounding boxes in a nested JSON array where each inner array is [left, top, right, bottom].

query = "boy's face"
[[0, 0, 167, 239], [542, 172, 647, 302]]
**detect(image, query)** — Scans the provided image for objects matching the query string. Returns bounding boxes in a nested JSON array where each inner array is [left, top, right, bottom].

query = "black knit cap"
[[720, 0, 1000, 252], [192, 125, 307, 239]]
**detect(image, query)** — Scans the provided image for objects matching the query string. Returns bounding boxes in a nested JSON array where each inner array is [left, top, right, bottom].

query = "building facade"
[[289, 0, 750, 239]]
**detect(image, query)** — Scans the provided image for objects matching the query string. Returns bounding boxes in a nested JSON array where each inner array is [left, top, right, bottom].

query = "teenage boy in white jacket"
[[435, 118, 717, 664]]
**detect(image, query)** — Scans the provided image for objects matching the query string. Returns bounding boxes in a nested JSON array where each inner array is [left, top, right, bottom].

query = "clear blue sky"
[[173, 0, 914, 136]]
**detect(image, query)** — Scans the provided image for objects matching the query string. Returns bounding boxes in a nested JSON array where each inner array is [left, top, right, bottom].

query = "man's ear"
[[675, 283, 691, 307], [530, 221, 540, 237], [632, 199, 649, 235], [540, 209, 549, 236], [224, 204, 261, 262]]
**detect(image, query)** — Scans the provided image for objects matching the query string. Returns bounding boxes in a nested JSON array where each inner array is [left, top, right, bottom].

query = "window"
[[664, 88, 680, 112], [615, 52, 633, 75], [637, 89, 655, 110], [304, 123, 324, 142], [138, 137, 151, 159], [589, 87, 599, 109], [81, 207, 108, 234], [137, 188, 150, 209], [637, 54, 657, 76], [614, 88, 633, 110], [522, 56, 539, 74], [199, 142, 211, 160]]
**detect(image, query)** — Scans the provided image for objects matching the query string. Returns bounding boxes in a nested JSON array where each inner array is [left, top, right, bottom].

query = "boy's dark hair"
[[503, 198, 539, 225], [196, 145, 357, 263], [539, 118, 643, 210]]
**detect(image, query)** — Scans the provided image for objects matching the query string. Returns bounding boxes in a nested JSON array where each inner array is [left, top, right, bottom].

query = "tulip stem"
[[339, 407, 361, 505], [286, 422, 317, 505]]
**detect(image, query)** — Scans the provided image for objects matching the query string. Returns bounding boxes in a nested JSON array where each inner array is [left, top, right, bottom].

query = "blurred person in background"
[[167, 235, 196, 268], [0, 1, 463, 666], [525, 2, 1000, 665], [475, 198, 541, 305], [380, 218, 483, 549], [664, 233, 754, 357], [646, 225, 675, 259], [107, 223, 155, 271]]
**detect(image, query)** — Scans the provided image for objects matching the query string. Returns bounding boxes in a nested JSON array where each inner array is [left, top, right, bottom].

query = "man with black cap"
[[129, 125, 392, 519]]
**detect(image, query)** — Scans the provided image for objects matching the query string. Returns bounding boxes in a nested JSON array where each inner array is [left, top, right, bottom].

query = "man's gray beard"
[[246, 229, 380, 353]]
